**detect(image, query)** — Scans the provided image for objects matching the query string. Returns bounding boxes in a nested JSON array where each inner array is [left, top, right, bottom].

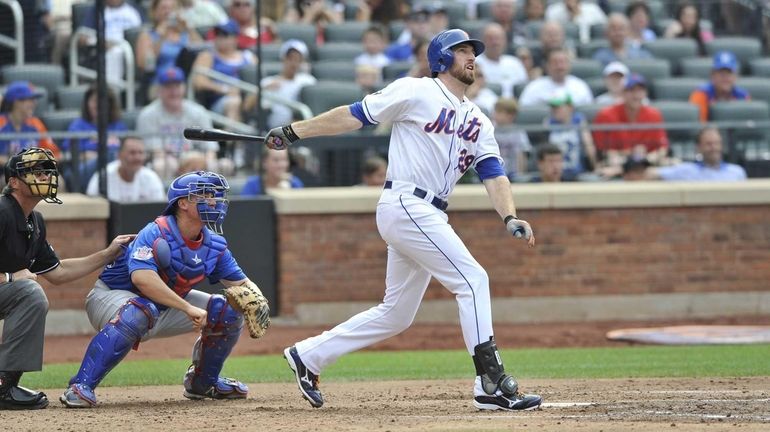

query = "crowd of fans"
[[0, 0, 767, 203]]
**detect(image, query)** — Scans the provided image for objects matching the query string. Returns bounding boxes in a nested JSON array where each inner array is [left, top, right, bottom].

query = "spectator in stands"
[[650, 126, 746, 181], [359, 155, 388, 186], [663, 1, 712, 56], [385, 6, 432, 62], [241, 147, 304, 195], [519, 48, 593, 107], [466, 65, 498, 115], [354, 25, 391, 81], [245, 39, 317, 129], [530, 143, 566, 183], [490, 0, 528, 46], [689, 51, 750, 122], [537, 21, 576, 68], [545, 90, 597, 180], [625, 1, 656, 46], [61, 85, 127, 192], [191, 20, 256, 124], [592, 13, 652, 67], [515, 46, 543, 81], [545, 0, 607, 43], [176, 150, 207, 176], [289, 146, 321, 186], [593, 73, 669, 177], [221, 0, 276, 49], [522, 0, 546, 23], [595, 61, 629, 106], [355, 64, 381, 94], [475, 23, 528, 98], [284, 0, 344, 44], [81, 0, 144, 85], [86, 136, 165, 202], [136, 66, 217, 179], [0, 82, 60, 164], [406, 39, 431, 78], [493, 98, 531, 179], [136, 0, 204, 77], [180, 0, 228, 28], [355, 0, 406, 25]]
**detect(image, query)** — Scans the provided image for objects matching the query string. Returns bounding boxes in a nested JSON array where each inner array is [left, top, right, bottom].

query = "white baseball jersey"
[[360, 77, 502, 199]]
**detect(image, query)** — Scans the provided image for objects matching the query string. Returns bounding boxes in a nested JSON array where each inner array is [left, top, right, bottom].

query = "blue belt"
[[384, 180, 448, 211]]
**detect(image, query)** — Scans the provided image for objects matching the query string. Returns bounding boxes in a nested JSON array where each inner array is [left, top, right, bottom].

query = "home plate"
[[542, 402, 596, 408], [606, 325, 770, 345]]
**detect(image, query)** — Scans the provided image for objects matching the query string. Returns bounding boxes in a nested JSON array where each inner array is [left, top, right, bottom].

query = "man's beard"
[[450, 65, 475, 85]]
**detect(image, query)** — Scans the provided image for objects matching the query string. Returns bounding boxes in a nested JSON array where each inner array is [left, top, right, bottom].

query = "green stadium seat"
[[455, 19, 488, 39], [324, 22, 370, 43], [56, 85, 89, 110], [585, 76, 606, 98], [441, 2, 468, 27], [650, 77, 702, 101], [315, 43, 363, 61], [300, 81, 365, 116], [709, 101, 770, 161], [121, 110, 139, 130], [239, 63, 283, 84], [651, 101, 700, 160], [312, 61, 358, 81], [477, 1, 493, 20], [514, 105, 549, 143], [705, 37, 761, 73], [749, 57, 770, 76], [737, 77, 770, 114], [679, 57, 715, 80], [254, 43, 282, 62], [275, 23, 317, 58], [624, 58, 671, 82], [388, 21, 405, 42], [589, 23, 606, 40], [383, 61, 411, 80], [570, 58, 603, 80], [513, 82, 527, 99], [642, 39, 698, 75], [41, 109, 80, 132], [575, 103, 605, 123], [577, 40, 608, 58], [1, 64, 65, 99]]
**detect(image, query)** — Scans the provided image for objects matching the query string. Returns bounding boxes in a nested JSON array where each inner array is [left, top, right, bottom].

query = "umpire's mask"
[[4, 147, 62, 204]]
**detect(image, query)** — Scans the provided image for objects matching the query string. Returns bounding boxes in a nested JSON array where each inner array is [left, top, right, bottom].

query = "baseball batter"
[[265, 29, 542, 411]]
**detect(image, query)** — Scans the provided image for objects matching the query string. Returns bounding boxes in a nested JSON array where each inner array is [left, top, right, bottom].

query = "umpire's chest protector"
[[152, 216, 227, 297]]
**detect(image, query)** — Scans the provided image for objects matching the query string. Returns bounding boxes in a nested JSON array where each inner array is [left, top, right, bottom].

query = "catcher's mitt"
[[224, 281, 270, 338]]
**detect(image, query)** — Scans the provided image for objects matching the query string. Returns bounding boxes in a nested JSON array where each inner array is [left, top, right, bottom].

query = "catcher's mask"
[[4, 147, 62, 204], [162, 171, 230, 234]]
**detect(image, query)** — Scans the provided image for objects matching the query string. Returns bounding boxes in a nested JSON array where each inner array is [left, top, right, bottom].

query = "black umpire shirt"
[[0, 193, 60, 274]]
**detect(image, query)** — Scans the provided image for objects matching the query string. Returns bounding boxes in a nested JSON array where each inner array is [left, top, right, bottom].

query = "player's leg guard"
[[183, 294, 247, 400], [60, 298, 158, 408], [472, 337, 542, 411]]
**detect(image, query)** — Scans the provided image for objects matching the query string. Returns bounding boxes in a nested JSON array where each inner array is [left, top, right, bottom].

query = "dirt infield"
[[6, 377, 769, 431]]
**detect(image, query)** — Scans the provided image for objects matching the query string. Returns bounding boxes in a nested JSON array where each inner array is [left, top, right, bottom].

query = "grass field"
[[24, 344, 770, 389]]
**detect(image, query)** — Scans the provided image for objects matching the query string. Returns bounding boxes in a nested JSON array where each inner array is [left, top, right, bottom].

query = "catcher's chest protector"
[[152, 216, 227, 297]]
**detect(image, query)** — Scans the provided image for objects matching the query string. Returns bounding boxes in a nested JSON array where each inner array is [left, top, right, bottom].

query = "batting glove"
[[265, 124, 300, 150], [505, 215, 532, 240]]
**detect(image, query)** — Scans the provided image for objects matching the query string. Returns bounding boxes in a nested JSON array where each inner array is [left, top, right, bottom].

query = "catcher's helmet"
[[162, 171, 230, 234], [427, 29, 485, 76], [4, 147, 61, 204]]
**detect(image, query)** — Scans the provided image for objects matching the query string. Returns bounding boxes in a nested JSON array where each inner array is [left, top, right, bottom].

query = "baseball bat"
[[183, 128, 266, 142]]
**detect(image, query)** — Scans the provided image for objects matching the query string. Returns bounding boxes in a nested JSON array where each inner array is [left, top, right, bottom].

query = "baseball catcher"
[[60, 171, 270, 408]]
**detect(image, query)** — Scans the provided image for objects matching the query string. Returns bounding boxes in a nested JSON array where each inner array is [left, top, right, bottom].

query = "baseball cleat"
[[473, 391, 543, 411], [283, 346, 324, 408], [183, 366, 248, 400], [59, 383, 96, 408]]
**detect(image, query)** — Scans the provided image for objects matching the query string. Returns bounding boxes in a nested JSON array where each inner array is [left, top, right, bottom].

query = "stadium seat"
[[275, 23, 317, 57], [254, 43, 282, 62], [388, 21, 406, 42], [56, 85, 89, 110], [300, 82, 364, 115], [71, 2, 92, 30], [239, 63, 283, 85], [705, 37, 761, 73], [651, 101, 700, 160], [477, 1, 493, 20], [513, 82, 527, 99], [524, 20, 545, 39], [121, 110, 139, 130], [315, 43, 363, 61], [585, 76, 607, 98], [575, 103, 605, 123], [679, 57, 734, 80], [749, 57, 770, 77], [383, 61, 411, 81], [1, 64, 65, 99], [312, 61, 358, 81], [642, 39, 698, 75], [41, 109, 80, 132], [442, 2, 468, 27], [736, 77, 770, 114], [486, 82, 503, 96], [589, 23, 606, 40], [514, 105, 549, 143], [324, 21, 369, 43], [624, 58, 671, 82], [709, 101, 770, 161], [577, 39, 608, 58], [569, 58, 603, 80], [455, 19, 488, 39], [650, 77, 703, 101]]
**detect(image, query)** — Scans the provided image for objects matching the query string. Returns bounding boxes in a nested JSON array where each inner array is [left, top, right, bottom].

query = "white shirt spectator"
[[471, 87, 500, 116], [104, 3, 143, 42], [545, 1, 608, 43], [262, 73, 317, 127], [519, 75, 594, 106], [355, 53, 391, 70], [86, 161, 165, 203], [474, 54, 528, 98], [136, 99, 216, 154], [181, 0, 228, 28]]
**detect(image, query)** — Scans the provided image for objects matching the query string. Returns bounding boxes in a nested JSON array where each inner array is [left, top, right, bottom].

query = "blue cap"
[[215, 19, 239, 36], [624, 73, 647, 90], [712, 51, 738, 72], [3, 81, 43, 103], [156, 66, 186, 85]]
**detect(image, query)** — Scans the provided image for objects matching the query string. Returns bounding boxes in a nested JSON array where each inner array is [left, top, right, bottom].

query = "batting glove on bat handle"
[[505, 215, 532, 240], [265, 124, 300, 150]]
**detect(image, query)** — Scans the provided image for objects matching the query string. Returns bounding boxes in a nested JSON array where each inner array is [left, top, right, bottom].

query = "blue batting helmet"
[[427, 29, 485, 76], [162, 171, 230, 234]]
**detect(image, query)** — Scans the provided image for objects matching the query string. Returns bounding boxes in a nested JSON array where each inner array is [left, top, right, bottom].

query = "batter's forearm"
[[483, 176, 518, 220], [292, 106, 363, 139]]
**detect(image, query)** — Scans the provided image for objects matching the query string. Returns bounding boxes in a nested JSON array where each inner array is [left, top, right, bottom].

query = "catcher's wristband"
[[503, 215, 518, 226], [4, 272, 12, 283], [282, 124, 301, 143]]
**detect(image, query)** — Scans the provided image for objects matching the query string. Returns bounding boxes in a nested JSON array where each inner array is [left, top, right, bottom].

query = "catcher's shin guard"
[[69, 298, 158, 389], [184, 295, 246, 398], [472, 337, 519, 396]]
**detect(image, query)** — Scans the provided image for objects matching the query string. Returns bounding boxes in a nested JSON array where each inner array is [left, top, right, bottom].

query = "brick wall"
[[276, 205, 770, 315], [39, 219, 108, 309]]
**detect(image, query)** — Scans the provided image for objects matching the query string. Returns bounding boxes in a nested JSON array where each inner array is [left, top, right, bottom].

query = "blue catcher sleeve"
[[208, 249, 246, 284], [476, 157, 506, 181], [127, 224, 163, 274]]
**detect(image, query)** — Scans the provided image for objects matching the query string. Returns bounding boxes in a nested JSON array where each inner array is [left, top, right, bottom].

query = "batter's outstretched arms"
[[264, 106, 364, 150], [483, 175, 535, 247]]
